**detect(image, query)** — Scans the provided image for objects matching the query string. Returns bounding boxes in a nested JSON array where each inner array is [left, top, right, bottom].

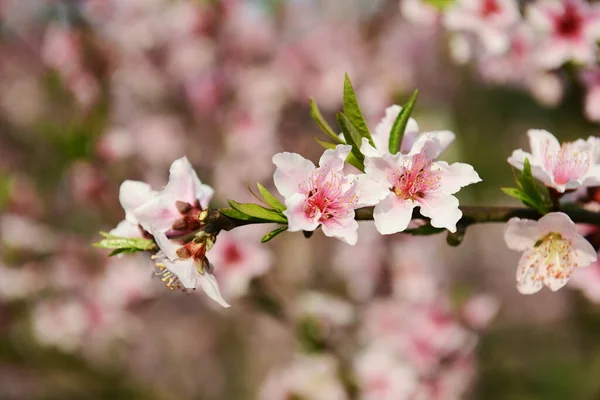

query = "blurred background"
[[2, 0, 600, 398]]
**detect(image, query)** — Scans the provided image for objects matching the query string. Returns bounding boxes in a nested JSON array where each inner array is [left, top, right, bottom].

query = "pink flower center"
[[554, 3, 584, 39], [302, 169, 357, 223], [223, 242, 243, 265], [390, 153, 440, 200], [480, 0, 500, 17], [542, 142, 591, 185], [525, 232, 576, 284]]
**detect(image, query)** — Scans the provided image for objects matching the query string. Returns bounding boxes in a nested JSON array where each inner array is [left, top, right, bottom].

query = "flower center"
[[542, 142, 591, 185], [532, 232, 575, 281], [390, 153, 440, 200], [555, 3, 583, 39], [480, 0, 500, 17], [223, 242, 243, 264], [303, 169, 357, 222]]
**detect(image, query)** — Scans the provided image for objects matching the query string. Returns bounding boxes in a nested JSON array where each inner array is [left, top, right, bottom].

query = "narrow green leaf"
[[336, 113, 366, 171], [309, 98, 344, 144], [219, 207, 262, 221], [343, 73, 374, 146], [388, 90, 418, 154], [500, 187, 539, 210], [261, 226, 288, 243], [93, 235, 156, 251], [313, 136, 364, 172], [108, 248, 139, 257], [228, 200, 288, 224], [257, 183, 286, 212]]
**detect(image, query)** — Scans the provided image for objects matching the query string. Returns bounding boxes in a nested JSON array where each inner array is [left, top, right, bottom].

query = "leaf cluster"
[[220, 184, 288, 243], [501, 158, 553, 214], [310, 73, 418, 171], [93, 232, 157, 257]]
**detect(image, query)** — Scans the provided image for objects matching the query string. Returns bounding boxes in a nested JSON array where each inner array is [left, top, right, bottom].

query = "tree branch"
[[206, 206, 600, 233]]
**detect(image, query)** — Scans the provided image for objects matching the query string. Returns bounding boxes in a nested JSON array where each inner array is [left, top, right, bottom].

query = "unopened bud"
[[176, 201, 192, 214], [176, 247, 192, 259], [172, 218, 187, 231], [198, 210, 209, 222]]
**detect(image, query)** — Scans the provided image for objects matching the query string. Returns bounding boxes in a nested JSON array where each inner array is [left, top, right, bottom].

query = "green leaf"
[[343, 73, 374, 146], [404, 224, 445, 235], [261, 226, 288, 243], [228, 200, 288, 224], [423, 0, 455, 10], [309, 98, 344, 144], [257, 183, 286, 212], [336, 113, 366, 171], [389, 90, 418, 154], [313, 136, 365, 171], [219, 207, 263, 222], [504, 158, 552, 213], [93, 233, 156, 254], [500, 187, 541, 211]]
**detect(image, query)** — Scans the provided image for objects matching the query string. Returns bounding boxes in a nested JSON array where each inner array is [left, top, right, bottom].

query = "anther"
[[176, 201, 192, 214]]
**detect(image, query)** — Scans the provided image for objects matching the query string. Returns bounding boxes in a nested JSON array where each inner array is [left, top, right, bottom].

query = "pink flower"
[[527, 0, 600, 68], [354, 344, 418, 400], [504, 212, 597, 294], [209, 227, 272, 300], [152, 232, 230, 308], [272, 145, 372, 245], [507, 129, 600, 192], [133, 156, 214, 235], [444, 0, 521, 54], [462, 294, 500, 330], [362, 141, 481, 234], [581, 68, 600, 122], [360, 105, 455, 158], [259, 354, 348, 400]]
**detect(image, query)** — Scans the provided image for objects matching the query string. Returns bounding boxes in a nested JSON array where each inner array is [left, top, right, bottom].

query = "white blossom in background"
[[569, 259, 600, 303], [210, 227, 272, 300], [505, 212, 597, 294], [527, 0, 600, 69], [259, 354, 348, 400], [354, 344, 418, 400], [296, 291, 354, 328], [444, 0, 521, 55], [507, 129, 600, 193]]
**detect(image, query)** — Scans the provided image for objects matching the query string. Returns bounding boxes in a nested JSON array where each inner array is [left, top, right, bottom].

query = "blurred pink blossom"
[[209, 227, 273, 300], [259, 354, 348, 400]]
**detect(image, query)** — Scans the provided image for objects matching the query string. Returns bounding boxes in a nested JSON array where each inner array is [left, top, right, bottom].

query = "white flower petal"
[[133, 195, 181, 233], [360, 137, 382, 158], [165, 156, 199, 204], [284, 193, 320, 232], [198, 270, 230, 308], [109, 220, 142, 239], [527, 129, 560, 161], [119, 180, 155, 224], [570, 234, 598, 268], [373, 194, 415, 234], [504, 218, 541, 251], [417, 193, 461, 232], [162, 257, 197, 289], [273, 152, 315, 198], [354, 174, 390, 207], [318, 145, 352, 171], [406, 130, 456, 156], [538, 212, 577, 236], [321, 217, 359, 246], [507, 149, 552, 186], [436, 161, 481, 194], [516, 250, 544, 295], [154, 231, 179, 260]]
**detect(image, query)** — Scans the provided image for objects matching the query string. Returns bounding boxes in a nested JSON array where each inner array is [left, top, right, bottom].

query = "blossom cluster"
[[403, 0, 600, 115]]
